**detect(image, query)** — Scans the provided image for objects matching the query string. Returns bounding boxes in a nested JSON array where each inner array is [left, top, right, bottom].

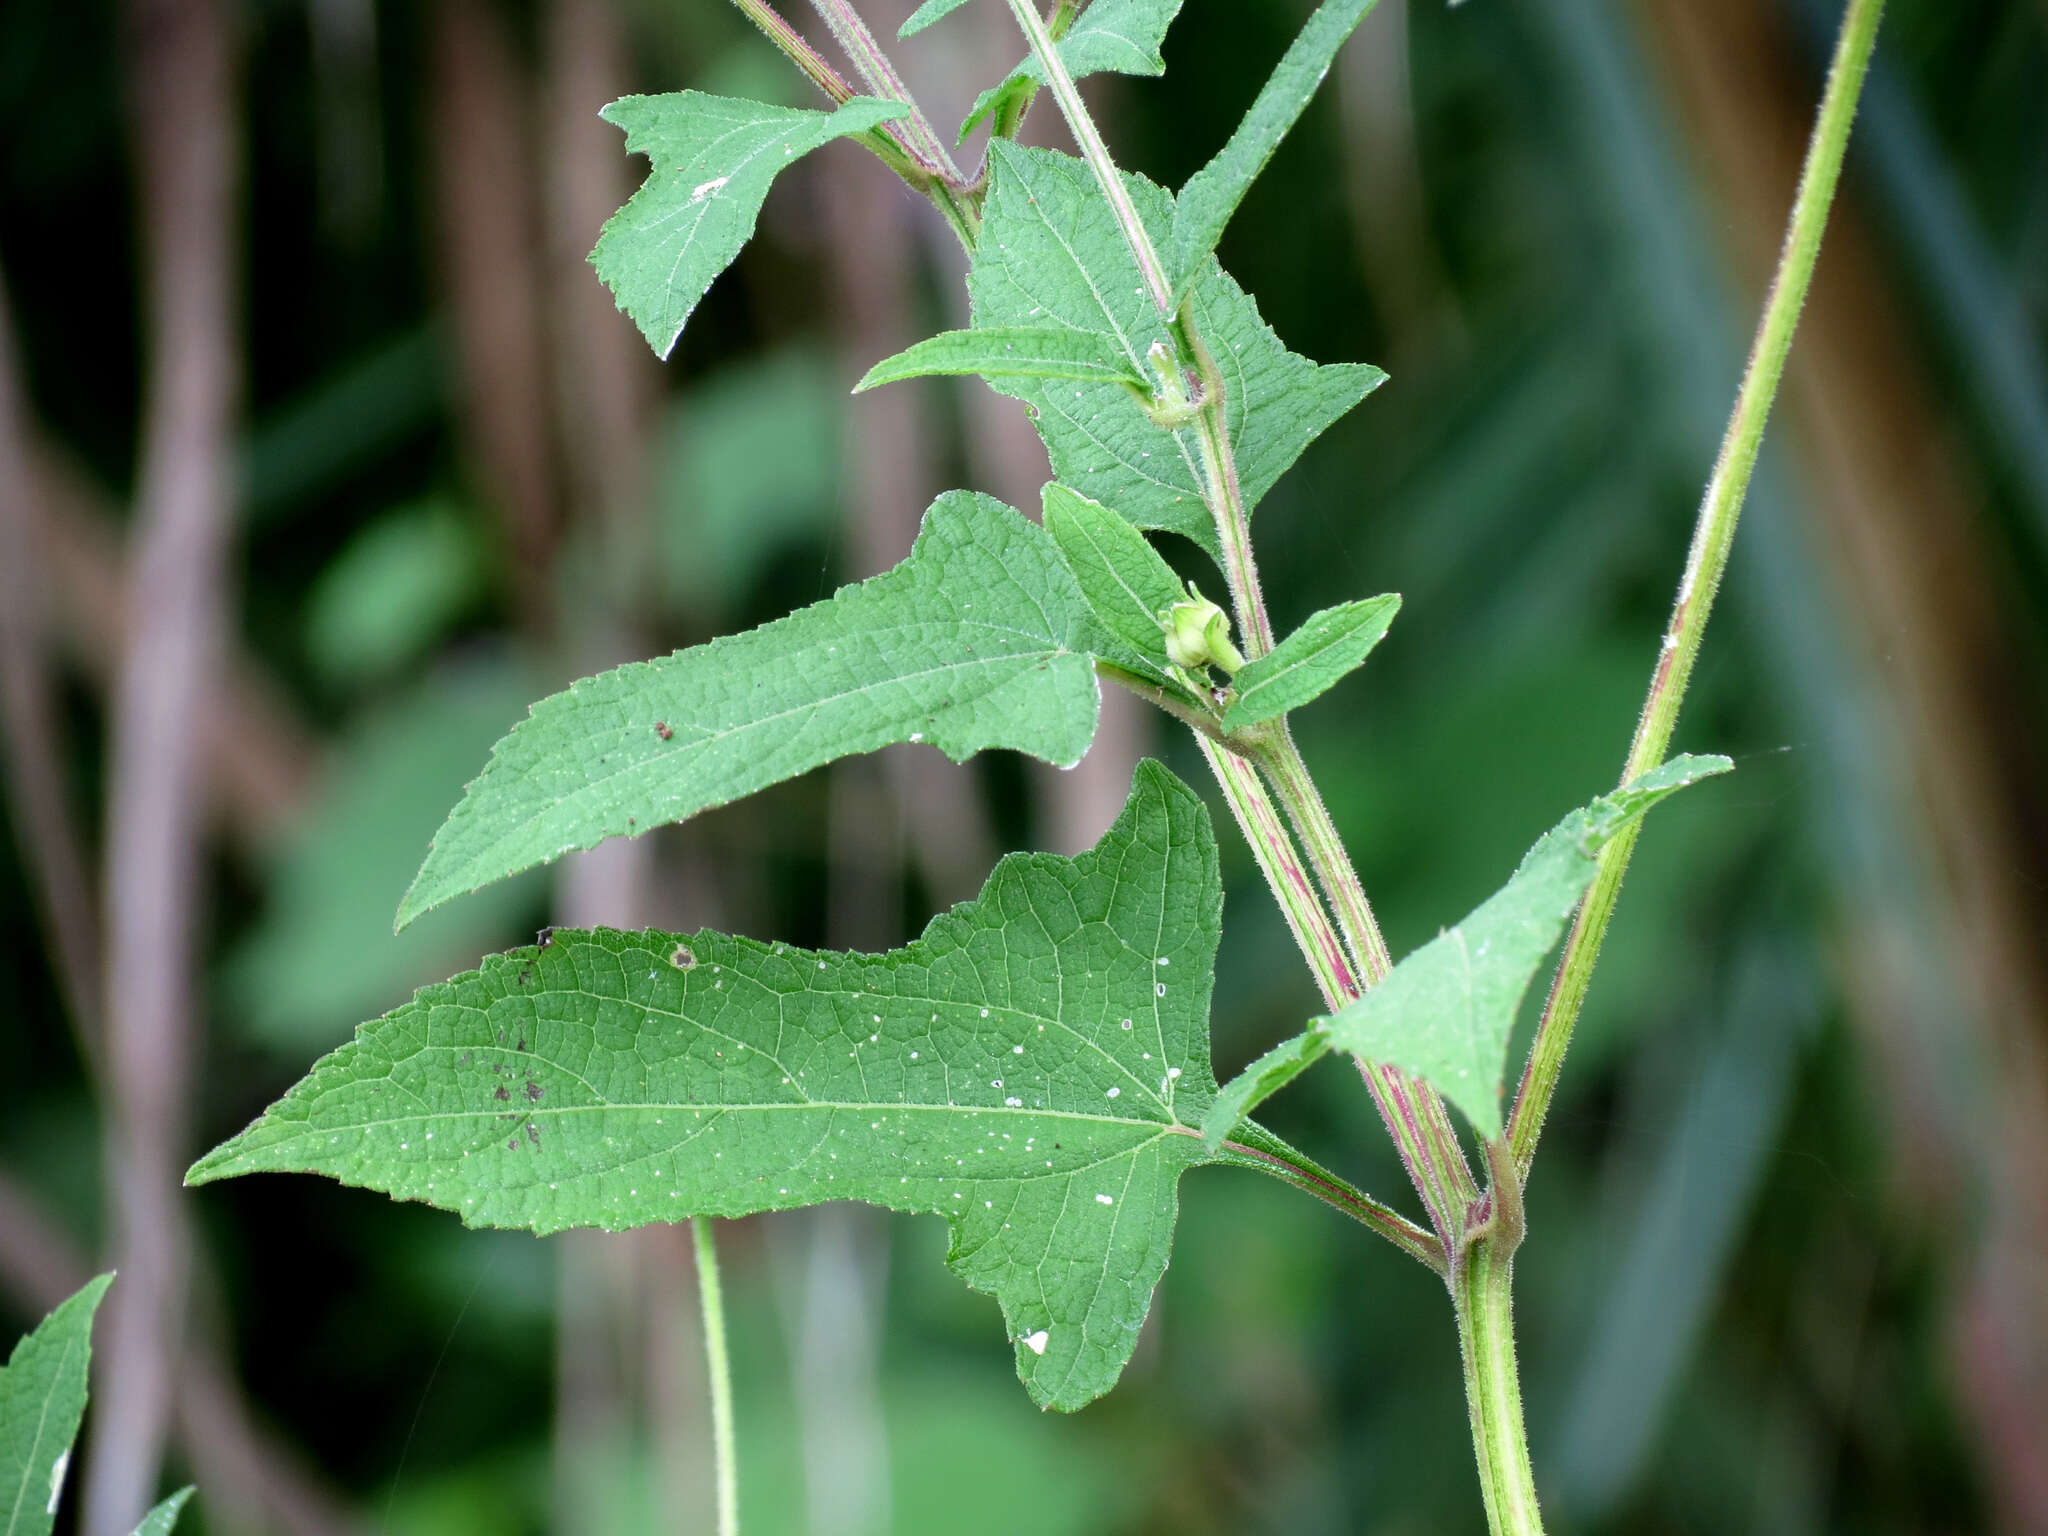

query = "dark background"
[[4, 0, 2046, 1531]]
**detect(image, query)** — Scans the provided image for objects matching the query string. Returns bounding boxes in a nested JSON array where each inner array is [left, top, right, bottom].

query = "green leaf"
[[856, 329, 1146, 393], [194, 763, 1226, 1412], [396, 492, 1099, 927], [1200, 1028, 1331, 1153], [1221, 594, 1399, 730], [130, 1490, 194, 1536], [1040, 483, 1192, 696], [969, 143, 1385, 553], [592, 93, 906, 359], [959, 0, 1185, 142], [898, 0, 978, 38], [1, 1274, 112, 1536], [1318, 754, 1734, 1138], [1166, 0, 1385, 301]]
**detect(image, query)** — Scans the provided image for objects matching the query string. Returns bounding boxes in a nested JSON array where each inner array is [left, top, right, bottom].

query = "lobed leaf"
[[1040, 483, 1193, 697], [592, 93, 906, 359], [1, 1275, 111, 1536], [856, 328, 1146, 393], [1167, 0, 1385, 301], [1317, 754, 1734, 1138], [396, 492, 1098, 927], [195, 763, 1228, 1412], [1221, 594, 1399, 730], [959, 0, 1185, 142], [970, 143, 1384, 554]]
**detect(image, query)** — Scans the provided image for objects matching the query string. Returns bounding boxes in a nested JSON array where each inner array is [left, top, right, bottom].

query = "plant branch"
[[1248, 722, 1394, 982], [1096, 661, 1226, 741], [806, 0, 965, 184], [732, 0, 860, 103], [726, 0, 979, 247], [1209, 1128, 1446, 1275], [1455, 1161, 1542, 1536], [1196, 737, 1470, 1251], [1505, 0, 1885, 1182], [693, 1217, 741, 1536], [1000, 0, 1172, 310], [1197, 736, 1358, 1009]]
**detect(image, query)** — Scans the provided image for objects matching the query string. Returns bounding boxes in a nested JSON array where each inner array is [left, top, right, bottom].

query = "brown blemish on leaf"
[[525, 1081, 543, 1102], [536, 926, 557, 950], [670, 943, 696, 970], [494, 1086, 510, 1102], [654, 720, 674, 741]]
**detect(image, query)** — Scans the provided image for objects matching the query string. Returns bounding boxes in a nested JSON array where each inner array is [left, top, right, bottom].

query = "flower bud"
[[1160, 583, 1245, 675], [1141, 342, 1200, 430]]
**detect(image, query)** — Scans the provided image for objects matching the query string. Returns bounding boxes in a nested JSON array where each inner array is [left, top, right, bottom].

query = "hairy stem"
[[1197, 736, 1358, 1009], [693, 1216, 740, 1536], [1456, 1147, 1541, 1536], [727, 0, 980, 248], [1197, 737, 1469, 1254], [999, 0, 1172, 310], [1212, 1126, 1446, 1275], [807, 0, 965, 184], [1506, 0, 1886, 1180], [1173, 313, 1277, 657], [1249, 723, 1393, 982]]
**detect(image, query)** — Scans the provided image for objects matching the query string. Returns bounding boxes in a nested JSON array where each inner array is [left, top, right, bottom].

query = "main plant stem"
[[692, 1216, 740, 1536], [1505, 0, 1886, 1183], [1457, 1146, 1540, 1536]]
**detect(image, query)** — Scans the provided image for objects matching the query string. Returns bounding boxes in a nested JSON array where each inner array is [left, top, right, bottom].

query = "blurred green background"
[[3, 0, 2046, 1531]]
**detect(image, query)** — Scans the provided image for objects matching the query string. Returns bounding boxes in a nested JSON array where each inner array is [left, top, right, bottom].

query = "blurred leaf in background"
[[302, 498, 489, 691], [226, 656, 546, 1052], [654, 347, 844, 621]]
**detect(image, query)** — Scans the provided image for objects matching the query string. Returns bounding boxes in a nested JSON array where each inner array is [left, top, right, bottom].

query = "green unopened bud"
[[1141, 342, 1200, 430], [1160, 583, 1245, 675]]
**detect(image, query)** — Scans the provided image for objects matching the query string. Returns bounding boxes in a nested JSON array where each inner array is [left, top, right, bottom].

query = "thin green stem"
[[1211, 1125, 1447, 1275], [1505, 0, 1885, 1182], [1000, 0, 1173, 311], [1174, 312, 1277, 658], [1455, 1145, 1541, 1536], [1095, 661, 1225, 742], [1249, 723, 1394, 982], [730, 0, 858, 103], [726, 0, 979, 249], [692, 1216, 740, 1536], [1196, 735, 1358, 1010], [987, 0, 1076, 144], [1196, 736, 1469, 1253]]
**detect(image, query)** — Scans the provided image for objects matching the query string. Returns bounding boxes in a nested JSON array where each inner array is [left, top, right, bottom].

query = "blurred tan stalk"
[[81, 0, 240, 1529]]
